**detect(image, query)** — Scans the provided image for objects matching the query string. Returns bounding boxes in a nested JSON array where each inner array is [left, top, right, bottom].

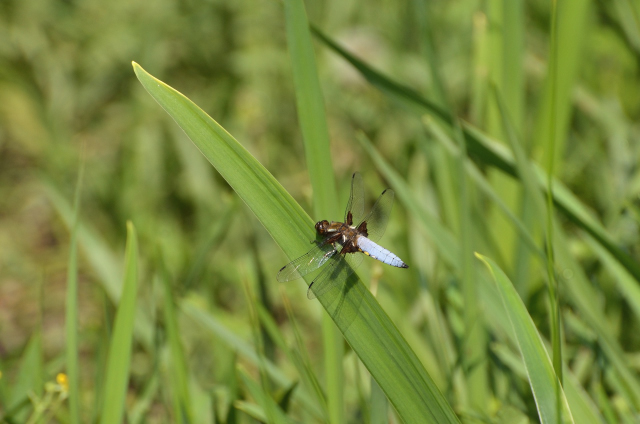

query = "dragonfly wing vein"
[[307, 251, 361, 300], [277, 242, 337, 282], [345, 172, 365, 225]]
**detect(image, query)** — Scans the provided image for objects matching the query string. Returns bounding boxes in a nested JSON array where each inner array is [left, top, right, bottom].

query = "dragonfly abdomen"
[[357, 237, 408, 268]]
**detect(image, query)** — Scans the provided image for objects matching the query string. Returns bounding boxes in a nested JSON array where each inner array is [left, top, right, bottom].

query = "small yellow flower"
[[56, 373, 69, 393]]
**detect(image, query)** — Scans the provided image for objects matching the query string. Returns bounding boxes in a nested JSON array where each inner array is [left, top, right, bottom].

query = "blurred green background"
[[1, 0, 640, 422]]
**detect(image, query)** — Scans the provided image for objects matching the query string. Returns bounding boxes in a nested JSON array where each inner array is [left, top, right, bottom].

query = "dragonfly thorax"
[[315, 220, 361, 249]]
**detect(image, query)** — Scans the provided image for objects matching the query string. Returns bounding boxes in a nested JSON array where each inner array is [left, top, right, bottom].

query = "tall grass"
[[1, 0, 639, 423]]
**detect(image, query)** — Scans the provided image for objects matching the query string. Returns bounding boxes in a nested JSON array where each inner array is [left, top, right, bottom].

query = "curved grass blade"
[[133, 62, 460, 423], [100, 222, 139, 424], [476, 253, 574, 424], [492, 343, 605, 423]]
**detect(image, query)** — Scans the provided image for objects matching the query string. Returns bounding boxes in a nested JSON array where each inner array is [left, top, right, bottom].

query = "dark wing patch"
[[358, 189, 394, 242], [344, 172, 364, 226]]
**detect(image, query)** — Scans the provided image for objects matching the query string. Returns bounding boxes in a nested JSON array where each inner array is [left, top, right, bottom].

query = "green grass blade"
[[501, 0, 530, 300], [502, 0, 525, 132], [242, 281, 276, 424], [544, 0, 563, 387], [257, 303, 328, 420], [587, 236, 640, 322], [452, 121, 489, 412], [280, 292, 328, 416], [65, 164, 84, 424], [284, 0, 337, 220], [553, 230, 640, 409], [44, 184, 154, 350], [547, 173, 640, 283], [484, 0, 523, 296], [128, 371, 159, 424], [493, 85, 564, 388], [476, 254, 573, 424], [531, 0, 591, 170], [485, 0, 504, 138], [470, 11, 489, 125], [161, 270, 193, 423], [181, 299, 325, 420], [423, 118, 544, 263], [134, 63, 460, 423], [234, 400, 270, 422], [593, 379, 619, 423], [283, 2, 342, 422], [614, 0, 640, 53], [7, 334, 43, 422], [100, 222, 139, 424], [183, 199, 238, 291], [370, 378, 388, 424], [44, 183, 122, 298], [564, 373, 606, 424], [412, 0, 449, 109], [311, 27, 451, 124], [238, 367, 293, 424], [492, 342, 605, 423], [469, 126, 640, 284]]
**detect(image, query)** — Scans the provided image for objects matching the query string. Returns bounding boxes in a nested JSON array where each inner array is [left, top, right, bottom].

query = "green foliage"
[[100, 222, 139, 424], [1, 0, 640, 423], [477, 254, 573, 424]]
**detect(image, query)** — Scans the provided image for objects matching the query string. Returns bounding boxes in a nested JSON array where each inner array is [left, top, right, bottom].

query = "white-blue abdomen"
[[357, 237, 407, 268]]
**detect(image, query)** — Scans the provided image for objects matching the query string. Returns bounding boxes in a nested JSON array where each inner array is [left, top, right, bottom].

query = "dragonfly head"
[[315, 220, 330, 235]]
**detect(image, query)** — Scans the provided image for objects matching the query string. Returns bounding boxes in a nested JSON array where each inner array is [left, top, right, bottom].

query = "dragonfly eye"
[[315, 220, 329, 234]]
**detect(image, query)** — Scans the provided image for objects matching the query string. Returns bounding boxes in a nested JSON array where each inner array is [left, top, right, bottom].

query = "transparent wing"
[[307, 249, 364, 300], [277, 241, 337, 282], [344, 172, 364, 226], [359, 189, 394, 243]]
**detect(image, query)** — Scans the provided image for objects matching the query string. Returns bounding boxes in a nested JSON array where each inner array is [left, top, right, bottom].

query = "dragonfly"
[[277, 172, 409, 299]]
